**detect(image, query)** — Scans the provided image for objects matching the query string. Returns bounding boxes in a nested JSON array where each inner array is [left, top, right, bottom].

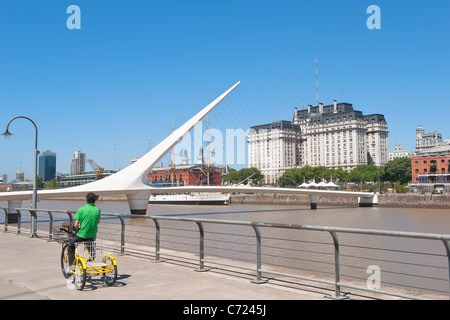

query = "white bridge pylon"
[[0, 81, 377, 214], [1, 81, 240, 213]]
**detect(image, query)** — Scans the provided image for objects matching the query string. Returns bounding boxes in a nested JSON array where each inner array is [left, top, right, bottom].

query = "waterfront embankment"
[[0, 231, 319, 301], [230, 193, 450, 209], [35, 191, 450, 209]]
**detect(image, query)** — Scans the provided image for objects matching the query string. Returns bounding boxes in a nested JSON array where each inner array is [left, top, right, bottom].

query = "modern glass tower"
[[38, 150, 56, 182]]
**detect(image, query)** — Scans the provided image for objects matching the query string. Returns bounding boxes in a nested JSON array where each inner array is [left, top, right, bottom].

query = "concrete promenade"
[[0, 231, 321, 300]]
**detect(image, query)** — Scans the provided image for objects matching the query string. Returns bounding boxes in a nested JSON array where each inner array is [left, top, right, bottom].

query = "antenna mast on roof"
[[315, 57, 319, 106]]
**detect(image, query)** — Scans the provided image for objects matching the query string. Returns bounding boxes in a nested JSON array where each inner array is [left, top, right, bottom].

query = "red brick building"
[[147, 164, 222, 187], [411, 153, 450, 186]]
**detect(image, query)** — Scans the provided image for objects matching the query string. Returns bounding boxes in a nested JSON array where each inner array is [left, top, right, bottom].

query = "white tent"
[[325, 181, 338, 189], [317, 181, 328, 187], [299, 182, 309, 188]]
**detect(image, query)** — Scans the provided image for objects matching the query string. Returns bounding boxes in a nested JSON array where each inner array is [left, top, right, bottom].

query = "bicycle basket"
[[75, 241, 115, 267]]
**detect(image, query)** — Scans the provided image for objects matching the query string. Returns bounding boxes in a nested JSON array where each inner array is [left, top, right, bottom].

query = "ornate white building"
[[415, 125, 450, 156], [248, 100, 389, 184], [389, 145, 415, 161], [416, 125, 443, 154]]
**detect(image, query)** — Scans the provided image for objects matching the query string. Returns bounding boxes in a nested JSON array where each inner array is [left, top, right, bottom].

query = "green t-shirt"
[[74, 203, 101, 239]]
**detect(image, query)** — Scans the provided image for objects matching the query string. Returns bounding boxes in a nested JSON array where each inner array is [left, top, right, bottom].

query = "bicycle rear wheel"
[[61, 242, 70, 279], [73, 258, 87, 290], [102, 255, 118, 286]]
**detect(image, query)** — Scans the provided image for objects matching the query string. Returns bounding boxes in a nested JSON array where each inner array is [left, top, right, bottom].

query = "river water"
[[17, 199, 450, 233], [3, 199, 450, 297]]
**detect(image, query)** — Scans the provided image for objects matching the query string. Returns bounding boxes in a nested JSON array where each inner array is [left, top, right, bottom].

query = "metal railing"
[[1, 206, 450, 300]]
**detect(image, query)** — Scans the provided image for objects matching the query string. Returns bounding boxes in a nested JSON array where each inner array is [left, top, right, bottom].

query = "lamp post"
[[2, 116, 39, 237]]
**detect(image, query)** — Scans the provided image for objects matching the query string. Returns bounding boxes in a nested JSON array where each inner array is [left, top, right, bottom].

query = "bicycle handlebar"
[[59, 226, 78, 236], [59, 227, 72, 234]]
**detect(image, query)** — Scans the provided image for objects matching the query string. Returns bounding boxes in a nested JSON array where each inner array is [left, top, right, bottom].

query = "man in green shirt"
[[68, 192, 101, 269]]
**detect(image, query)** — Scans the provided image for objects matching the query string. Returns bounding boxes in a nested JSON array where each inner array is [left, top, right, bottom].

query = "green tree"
[[348, 165, 380, 183], [277, 165, 351, 187], [222, 168, 237, 184], [223, 167, 263, 185], [222, 170, 237, 185], [239, 167, 263, 185], [381, 158, 411, 185], [311, 166, 324, 182], [277, 168, 302, 186], [332, 167, 349, 182], [36, 176, 44, 189], [44, 178, 61, 189], [299, 166, 315, 182]]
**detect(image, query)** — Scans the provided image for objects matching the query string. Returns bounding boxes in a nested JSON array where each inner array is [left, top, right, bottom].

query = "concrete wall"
[[230, 193, 450, 209], [230, 193, 358, 207], [377, 193, 450, 209]]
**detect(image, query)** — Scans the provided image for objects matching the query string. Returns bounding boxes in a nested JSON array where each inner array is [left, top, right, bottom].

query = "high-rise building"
[[248, 100, 389, 184], [248, 120, 302, 184], [16, 171, 25, 182], [38, 150, 56, 182], [70, 151, 86, 175]]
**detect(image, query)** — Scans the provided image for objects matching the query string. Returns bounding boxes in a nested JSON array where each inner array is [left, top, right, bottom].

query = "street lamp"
[[1, 129, 13, 139], [2, 116, 39, 237]]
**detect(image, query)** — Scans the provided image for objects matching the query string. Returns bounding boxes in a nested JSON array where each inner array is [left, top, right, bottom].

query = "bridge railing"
[[1, 206, 450, 300]]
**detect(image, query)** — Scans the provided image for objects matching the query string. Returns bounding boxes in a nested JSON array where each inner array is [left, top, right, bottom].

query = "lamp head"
[[1, 130, 13, 140]]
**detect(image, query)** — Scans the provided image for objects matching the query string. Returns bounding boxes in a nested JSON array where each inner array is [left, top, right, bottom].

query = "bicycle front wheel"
[[61, 242, 70, 279], [73, 258, 87, 290]]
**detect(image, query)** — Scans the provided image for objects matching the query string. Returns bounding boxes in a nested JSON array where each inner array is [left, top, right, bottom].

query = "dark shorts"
[[67, 235, 95, 266]]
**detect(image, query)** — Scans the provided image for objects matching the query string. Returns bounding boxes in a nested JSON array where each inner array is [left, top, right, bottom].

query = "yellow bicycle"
[[60, 228, 118, 290]]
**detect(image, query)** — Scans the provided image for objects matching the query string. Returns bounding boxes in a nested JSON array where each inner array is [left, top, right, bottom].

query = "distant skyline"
[[1, 1, 449, 181]]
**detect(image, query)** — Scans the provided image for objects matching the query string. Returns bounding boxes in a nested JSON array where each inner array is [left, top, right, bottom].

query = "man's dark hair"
[[86, 192, 99, 204]]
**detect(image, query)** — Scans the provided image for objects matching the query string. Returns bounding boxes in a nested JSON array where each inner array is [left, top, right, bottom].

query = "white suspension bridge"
[[0, 81, 377, 215]]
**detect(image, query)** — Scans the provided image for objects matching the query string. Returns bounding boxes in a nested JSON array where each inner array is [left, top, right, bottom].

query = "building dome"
[[416, 125, 425, 132]]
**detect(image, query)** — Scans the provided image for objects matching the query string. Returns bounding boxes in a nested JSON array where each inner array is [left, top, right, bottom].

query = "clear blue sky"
[[0, 0, 449, 181]]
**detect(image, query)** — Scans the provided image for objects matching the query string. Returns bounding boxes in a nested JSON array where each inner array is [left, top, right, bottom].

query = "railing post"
[[118, 216, 125, 255], [194, 222, 209, 272], [29, 209, 38, 238], [2, 208, 8, 232], [251, 225, 267, 284], [329, 231, 345, 299], [16, 209, 21, 235], [66, 212, 74, 234], [47, 211, 53, 241], [442, 240, 450, 299], [152, 218, 161, 262]]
